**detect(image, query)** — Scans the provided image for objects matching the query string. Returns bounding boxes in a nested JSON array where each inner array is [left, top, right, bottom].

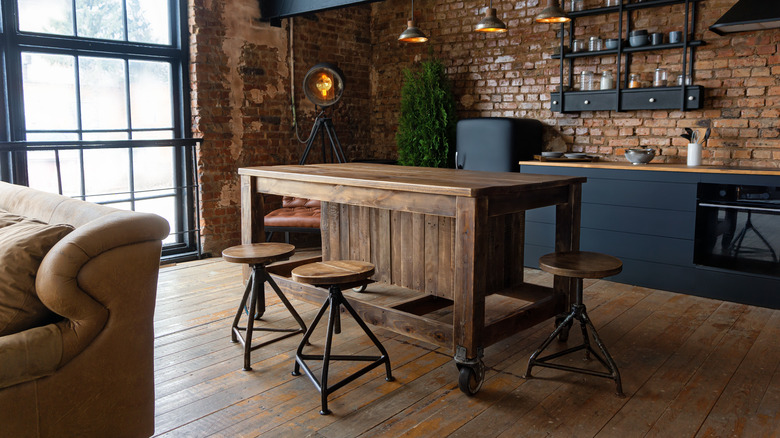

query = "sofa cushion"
[[0, 215, 74, 336], [0, 209, 28, 228]]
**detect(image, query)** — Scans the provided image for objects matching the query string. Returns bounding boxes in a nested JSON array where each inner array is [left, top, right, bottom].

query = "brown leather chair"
[[0, 181, 169, 438], [264, 196, 321, 243]]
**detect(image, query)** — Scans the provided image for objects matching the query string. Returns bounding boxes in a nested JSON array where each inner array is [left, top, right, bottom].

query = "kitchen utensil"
[[625, 148, 656, 165], [669, 31, 682, 44], [650, 32, 664, 45], [703, 128, 711, 144]]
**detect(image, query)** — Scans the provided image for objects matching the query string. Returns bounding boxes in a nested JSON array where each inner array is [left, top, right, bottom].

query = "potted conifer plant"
[[395, 57, 457, 167]]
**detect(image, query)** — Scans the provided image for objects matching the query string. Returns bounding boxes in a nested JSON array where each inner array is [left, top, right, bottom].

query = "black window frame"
[[0, 0, 198, 260]]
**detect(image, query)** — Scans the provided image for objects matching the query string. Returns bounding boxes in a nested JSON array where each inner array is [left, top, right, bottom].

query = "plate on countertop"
[[533, 154, 598, 162], [541, 151, 564, 158], [564, 153, 588, 159]]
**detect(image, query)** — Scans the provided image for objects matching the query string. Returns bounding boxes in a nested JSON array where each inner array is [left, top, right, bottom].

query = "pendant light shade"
[[535, 0, 570, 23], [399, 0, 428, 43], [475, 2, 508, 33]]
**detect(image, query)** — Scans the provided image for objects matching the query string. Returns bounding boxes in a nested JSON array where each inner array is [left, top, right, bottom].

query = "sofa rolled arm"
[[0, 324, 62, 389], [35, 210, 170, 366]]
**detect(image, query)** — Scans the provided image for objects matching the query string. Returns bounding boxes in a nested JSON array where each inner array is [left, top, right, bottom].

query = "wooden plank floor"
[[153, 254, 780, 437]]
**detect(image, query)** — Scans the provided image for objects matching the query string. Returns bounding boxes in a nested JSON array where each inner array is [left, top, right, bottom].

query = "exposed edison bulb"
[[316, 73, 333, 97]]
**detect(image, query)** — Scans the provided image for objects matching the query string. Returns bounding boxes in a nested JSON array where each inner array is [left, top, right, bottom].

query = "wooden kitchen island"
[[238, 163, 586, 394]]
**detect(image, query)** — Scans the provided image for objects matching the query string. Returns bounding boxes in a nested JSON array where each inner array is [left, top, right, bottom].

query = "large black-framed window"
[[0, 0, 198, 260]]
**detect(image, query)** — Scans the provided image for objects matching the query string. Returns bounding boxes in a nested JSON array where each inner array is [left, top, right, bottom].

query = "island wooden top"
[[519, 160, 780, 176], [239, 163, 586, 198]]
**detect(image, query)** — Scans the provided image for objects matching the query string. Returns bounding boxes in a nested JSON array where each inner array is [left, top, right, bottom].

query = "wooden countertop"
[[519, 160, 780, 176], [239, 163, 586, 197]]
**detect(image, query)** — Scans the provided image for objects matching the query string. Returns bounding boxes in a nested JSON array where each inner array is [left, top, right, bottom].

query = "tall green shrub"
[[396, 58, 457, 167]]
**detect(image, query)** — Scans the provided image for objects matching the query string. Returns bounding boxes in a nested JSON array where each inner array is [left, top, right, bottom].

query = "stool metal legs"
[[523, 278, 624, 397], [292, 285, 393, 415], [231, 264, 307, 371]]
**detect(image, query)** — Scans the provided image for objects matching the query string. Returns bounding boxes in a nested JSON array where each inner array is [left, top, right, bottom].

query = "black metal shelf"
[[552, 40, 705, 59], [566, 0, 705, 18], [551, 0, 703, 113]]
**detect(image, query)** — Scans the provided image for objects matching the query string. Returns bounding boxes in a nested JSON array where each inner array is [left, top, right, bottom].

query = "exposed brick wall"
[[190, 1, 372, 254], [369, 0, 780, 167], [191, 0, 778, 253]]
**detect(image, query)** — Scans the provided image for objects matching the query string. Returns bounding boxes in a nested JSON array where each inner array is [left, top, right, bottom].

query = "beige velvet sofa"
[[0, 181, 169, 437]]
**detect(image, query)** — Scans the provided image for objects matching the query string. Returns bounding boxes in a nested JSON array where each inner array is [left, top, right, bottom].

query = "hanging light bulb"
[[535, 0, 571, 23], [399, 0, 428, 43], [475, 0, 508, 33]]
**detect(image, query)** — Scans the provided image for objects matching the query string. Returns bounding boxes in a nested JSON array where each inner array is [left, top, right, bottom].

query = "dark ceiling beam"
[[260, 0, 385, 26]]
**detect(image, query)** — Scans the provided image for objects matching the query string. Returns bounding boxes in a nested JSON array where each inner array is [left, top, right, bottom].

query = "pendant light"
[[475, 0, 508, 33], [535, 0, 570, 23], [398, 0, 428, 43]]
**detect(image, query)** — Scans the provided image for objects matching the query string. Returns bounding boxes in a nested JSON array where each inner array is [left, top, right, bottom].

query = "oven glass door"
[[695, 203, 780, 277]]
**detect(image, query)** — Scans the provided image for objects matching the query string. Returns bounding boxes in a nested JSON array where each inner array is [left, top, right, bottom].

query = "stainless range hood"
[[710, 0, 780, 35]]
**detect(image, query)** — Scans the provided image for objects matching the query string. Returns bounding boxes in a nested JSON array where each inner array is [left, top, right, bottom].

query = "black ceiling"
[[260, 0, 385, 26]]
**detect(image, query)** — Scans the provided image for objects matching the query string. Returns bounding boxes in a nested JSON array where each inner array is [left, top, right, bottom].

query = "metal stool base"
[[523, 279, 624, 397], [231, 264, 307, 371], [292, 285, 393, 415]]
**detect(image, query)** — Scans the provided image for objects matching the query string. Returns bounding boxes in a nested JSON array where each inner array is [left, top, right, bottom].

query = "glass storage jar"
[[628, 73, 642, 89], [580, 71, 594, 91], [572, 38, 586, 53], [589, 36, 603, 52], [600, 70, 614, 90], [653, 68, 668, 87]]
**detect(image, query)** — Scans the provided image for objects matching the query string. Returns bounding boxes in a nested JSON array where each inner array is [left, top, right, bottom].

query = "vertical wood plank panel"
[[412, 213, 425, 291], [340, 203, 350, 259], [400, 212, 414, 289], [321, 201, 331, 260], [554, 184, 582, 311], [487, 215, 505, 293], [424, 214, 439, 295], [358, 206, 371, 262], [327, 202, 341, 261], [376, 208, 392, 283], [437, 216, 453, 299], [391, 210, 402, 285], [349, 205, 361, 260]]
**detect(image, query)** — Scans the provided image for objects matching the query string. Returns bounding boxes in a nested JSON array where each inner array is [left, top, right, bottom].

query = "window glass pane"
[[18, 0, 74, 36], [135, 197, 175, 244], [82, 132, 129, 141], [25, 132, 83, 197], [129, 60, 172, 129], [83, 148, 129, 201], [79, 57, 128, 130], [128, 0, 171, 45], [22, 53, 78, 131], [133, 146, 174, 192], [132, 129, 173, 140], [76, 0, 124, 40]]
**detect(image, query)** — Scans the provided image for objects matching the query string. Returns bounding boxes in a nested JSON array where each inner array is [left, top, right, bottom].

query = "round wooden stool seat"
[[539, 251, 622, 279], [291, 260, 375, 286], [222, 243, 295, 265]]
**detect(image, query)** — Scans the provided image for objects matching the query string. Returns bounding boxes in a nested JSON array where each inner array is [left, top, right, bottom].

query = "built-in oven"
[[695, 183, 780, 277]]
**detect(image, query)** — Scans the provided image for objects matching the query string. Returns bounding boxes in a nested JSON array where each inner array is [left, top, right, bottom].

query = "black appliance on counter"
[[455, 118, 543, 172], [695, 183, 780, 277]]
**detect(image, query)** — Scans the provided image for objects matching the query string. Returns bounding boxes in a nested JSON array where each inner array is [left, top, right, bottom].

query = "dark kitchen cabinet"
[[519, 164, 780, 310], [550, 0, 705, 113]]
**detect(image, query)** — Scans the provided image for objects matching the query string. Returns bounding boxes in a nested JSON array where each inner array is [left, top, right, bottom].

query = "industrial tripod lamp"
[[299, 63, 347, 165]]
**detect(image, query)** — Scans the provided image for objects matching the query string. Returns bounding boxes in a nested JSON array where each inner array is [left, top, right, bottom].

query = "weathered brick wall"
[[370, 0, 779, 167], [190, 1, 372, 253]]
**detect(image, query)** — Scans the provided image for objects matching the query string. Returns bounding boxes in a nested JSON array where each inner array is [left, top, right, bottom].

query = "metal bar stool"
[[222, 243, 307, 371], [523, 251, 625, 396], [290, 260, 393, 415]]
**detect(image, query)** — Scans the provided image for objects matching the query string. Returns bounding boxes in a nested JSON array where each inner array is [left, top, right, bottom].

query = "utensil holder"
[[687, 143, 702, 166]]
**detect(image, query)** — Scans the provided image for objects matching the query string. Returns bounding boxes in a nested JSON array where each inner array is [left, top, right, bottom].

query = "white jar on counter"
[[687, 143, 702, 166]]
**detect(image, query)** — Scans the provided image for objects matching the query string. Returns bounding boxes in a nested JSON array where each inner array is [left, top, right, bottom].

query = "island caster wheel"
[[555, 315, 571, 342], [457, 361, 485, 396]]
